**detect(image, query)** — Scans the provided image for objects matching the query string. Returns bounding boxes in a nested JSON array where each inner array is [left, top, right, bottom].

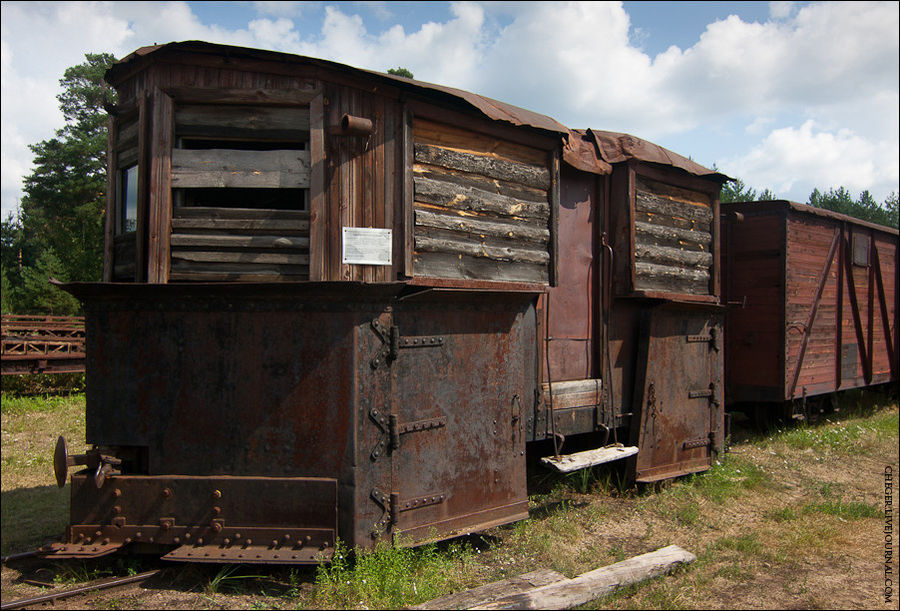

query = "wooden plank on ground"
[[541, 445, 640, 473], [470, 545, 696, 610], [410, 569, 568, 610]]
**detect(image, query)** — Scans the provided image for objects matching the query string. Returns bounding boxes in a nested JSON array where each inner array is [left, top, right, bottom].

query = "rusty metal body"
[[1, 315, 86, 375], [51, 282, 535, 562], [722, 201, 897, 405]]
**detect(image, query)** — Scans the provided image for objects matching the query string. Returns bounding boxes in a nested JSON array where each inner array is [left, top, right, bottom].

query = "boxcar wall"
[[722, 201, 898, 405], [102, 41, 562, 289], [538, 130, 728, 483]]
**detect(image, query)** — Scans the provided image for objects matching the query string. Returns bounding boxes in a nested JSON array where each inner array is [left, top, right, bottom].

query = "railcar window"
[[167, 104, 312, 282], [851, 233, 870, 267], [118, 165, 138, 233]]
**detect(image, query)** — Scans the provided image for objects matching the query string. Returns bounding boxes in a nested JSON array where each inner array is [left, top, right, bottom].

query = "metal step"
[[541, 444, 639, 473]]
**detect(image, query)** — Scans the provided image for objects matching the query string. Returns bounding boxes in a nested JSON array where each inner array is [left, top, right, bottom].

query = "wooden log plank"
[[471, 545, 696, 610], [413, 118, 549, 166], [636, 175, 710, 207], [413, 165, 548, 204], [170, 218, 310, 233], [410, 569, 568, 610], [170, 250, 309, 265], [414, 176, 549, 221], [116, 119, 138, 149], [541, 445, 640, 473], [168, 271, 309, 282], [636, 190, 712, 223], [173, 206, 309, 220], [635, 221, 711, 250], [415, 234, 550, 265], [415, 208, 549, 244], [635, 210, 709, 234], [148, 87, 174, 283], [635, 243, 713, 269], [162, 86, 320, 106], [414, 251, 548, 284], [415, 144, 550, 190], [635, 261, 710, 284], [171, 149, 311, 188], [170, 234, 309, 249], [175, 105, 310, 136]]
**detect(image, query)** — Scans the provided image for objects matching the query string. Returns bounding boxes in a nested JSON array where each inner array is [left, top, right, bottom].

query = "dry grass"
[[1, 391, 896, 610]]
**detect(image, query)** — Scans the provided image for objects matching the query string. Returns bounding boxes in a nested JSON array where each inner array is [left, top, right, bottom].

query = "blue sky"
[[2, 1, 898, 219]]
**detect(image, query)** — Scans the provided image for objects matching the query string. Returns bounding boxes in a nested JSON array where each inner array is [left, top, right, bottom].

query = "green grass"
[[312, 539, 478, 609], [802, 499, 880, 520]]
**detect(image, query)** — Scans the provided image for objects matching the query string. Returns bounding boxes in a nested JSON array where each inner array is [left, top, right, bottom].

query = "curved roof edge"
[[105, 40, 569, 136], [723, 200, 899, 235], [563, 129, 730, 181]]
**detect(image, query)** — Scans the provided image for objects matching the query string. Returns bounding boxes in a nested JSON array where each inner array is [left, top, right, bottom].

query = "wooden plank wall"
[[785, 214, 897, 397], [633, 176, 712, 295], [722, 212, 784, 401], [169, 207, 310, 281], [322, 83, 401, 283], [411, 118, 551, 284], [111, 59, 321, 283]]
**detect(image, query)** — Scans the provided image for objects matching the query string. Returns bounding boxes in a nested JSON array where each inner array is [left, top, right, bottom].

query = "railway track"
[[0, 567, 160, 610]]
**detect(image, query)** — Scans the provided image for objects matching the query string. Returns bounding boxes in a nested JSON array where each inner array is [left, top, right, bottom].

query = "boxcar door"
[[385, 293, 533, 545], [631, 304, 724, 482]]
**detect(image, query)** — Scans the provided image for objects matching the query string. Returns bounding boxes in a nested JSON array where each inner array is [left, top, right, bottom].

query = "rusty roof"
[[564, 128, 729, 180], [108, 41, 727, 180], [106, 40, 569, 136], [723, 200, 899, 235]]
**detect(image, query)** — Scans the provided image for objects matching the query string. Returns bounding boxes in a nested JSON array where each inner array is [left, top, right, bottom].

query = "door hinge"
[[370, 488, 447, 537], [686, 327, 718, 351], [370, 319, 445, 369], [688, 383, 720, 407], [369, 409, 446, 461]]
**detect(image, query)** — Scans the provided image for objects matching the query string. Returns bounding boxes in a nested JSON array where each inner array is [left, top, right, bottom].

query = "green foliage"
[[808, 186, 898, 227], [314, 539, 473, 608], [2, 53, 116, 314], [387, 66, 415, 79]]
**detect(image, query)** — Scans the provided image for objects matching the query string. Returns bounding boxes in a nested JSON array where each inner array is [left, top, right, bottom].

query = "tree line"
[[1, 55, 897, 315]]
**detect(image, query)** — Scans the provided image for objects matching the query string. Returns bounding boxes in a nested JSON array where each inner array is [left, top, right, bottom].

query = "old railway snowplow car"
[[45, 41, 728, 565], [722, 200, 897, 419]]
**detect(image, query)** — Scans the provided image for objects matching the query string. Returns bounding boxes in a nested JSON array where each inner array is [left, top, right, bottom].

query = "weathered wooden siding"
[[321, 83, 403, 283], [723, 201, 897, 404], [722, 213, 785, 402], [169, 207, 310, 281], [411, 118, 552, 284], [108, 59, 322, 283], [785, 214, 897, 397], [633, 176, 712, 295]]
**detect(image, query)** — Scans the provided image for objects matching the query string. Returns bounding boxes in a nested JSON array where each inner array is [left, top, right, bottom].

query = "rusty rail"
[[0, 569, 160, 610], [0, 315, 85, 375]]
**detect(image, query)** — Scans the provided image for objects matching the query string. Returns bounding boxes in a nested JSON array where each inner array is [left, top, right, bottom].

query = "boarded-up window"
[[633, 176, 712, 295], [169, 105, 311, 282], [412, 119, 551, 285]]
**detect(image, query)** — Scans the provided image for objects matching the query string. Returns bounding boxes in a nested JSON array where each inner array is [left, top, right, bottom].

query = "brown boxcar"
[[722, 200, 898, 407], [46, 41, 728, 565]]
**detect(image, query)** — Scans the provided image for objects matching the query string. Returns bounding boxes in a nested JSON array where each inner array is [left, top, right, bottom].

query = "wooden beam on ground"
[[410, 569, 568, 610], [413, 545, 695, 610]]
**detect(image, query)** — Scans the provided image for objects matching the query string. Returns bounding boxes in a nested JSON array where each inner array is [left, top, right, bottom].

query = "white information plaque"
[[341, 227, 393, 265]]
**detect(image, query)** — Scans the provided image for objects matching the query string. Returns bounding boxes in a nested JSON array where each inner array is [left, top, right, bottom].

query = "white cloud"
[[1, 0, 898, 216], [722, 120, 899, 199]]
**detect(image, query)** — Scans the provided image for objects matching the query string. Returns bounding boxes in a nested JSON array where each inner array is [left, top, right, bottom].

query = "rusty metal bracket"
[[686, 328, 718, 352], [682, 437, 711, 450], [370, 488, 392, 537], [370, 319, 444, 369], [689, 384, 720, 407], [369, 409, 445, 460], [395, 492, 446, 513]]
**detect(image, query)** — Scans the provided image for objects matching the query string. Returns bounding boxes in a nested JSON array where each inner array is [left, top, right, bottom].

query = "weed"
[[766, 506, 797, 522], [803, 500, 880, 520], [675, 503, 701, 526], [52, 561, 112, 585], [206, 565, 265, 594]]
